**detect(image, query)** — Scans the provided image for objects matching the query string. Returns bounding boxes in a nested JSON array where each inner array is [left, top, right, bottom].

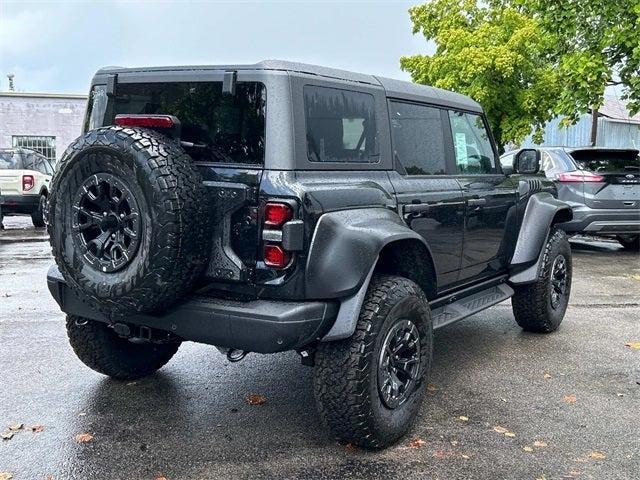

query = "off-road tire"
[[31, 195, 46, 228], [512, 228, 572, 333], [313, 275, 432, 449], [616, 235, 640, 252], [66, 315, 180, 380], [47, 126, 210, 315]]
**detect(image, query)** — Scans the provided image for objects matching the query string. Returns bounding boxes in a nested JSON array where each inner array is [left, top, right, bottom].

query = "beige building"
[[0, 92, 87, 165]]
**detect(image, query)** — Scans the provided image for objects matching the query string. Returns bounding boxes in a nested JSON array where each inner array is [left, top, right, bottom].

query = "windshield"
[[101, 81, 266, 165], [0, 152, 21, 170], [569, 149, 640, 173]]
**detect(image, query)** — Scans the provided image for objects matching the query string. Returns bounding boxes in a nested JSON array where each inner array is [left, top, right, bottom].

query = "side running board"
[[430, 283, 514, 330]]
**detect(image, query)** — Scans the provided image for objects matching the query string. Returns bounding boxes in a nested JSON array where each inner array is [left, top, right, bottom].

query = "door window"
[[304, 86, 378, 163], [448, 111, 496, 174], [389, 101, 446, 175]]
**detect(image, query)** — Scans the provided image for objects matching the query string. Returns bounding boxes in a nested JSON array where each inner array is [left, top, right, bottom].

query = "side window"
[[448, 111, 496, 174], [390, 101, 446, 175], [304, 86, 378, 163]]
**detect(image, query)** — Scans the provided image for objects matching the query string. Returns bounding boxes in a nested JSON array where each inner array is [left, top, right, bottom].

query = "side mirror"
[[515, 149, 540, 174]]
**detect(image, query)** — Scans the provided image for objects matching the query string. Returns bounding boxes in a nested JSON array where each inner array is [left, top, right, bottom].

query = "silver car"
[[501, 147, 640, 250]]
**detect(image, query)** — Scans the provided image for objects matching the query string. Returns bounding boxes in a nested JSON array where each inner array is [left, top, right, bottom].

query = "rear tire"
[[66, 315, 180, 380], [512, 228, 572, 333], [31, 195, 46, 228], [616, 235, 640, 252], [313, 275, 432, 449]]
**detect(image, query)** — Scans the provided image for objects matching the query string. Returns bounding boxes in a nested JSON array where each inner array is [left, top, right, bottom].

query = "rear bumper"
[[560, 206, 640, 234], [1, 194, 39, 214], [46, 266, 339, 354]]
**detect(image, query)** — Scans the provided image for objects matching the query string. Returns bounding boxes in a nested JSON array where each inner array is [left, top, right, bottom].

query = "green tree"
[[401, 0, 560, 150], [512, 0, 640, 119]]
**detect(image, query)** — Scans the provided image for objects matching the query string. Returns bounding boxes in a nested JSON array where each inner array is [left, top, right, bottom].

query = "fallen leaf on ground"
[[345, 442, 357, 450], [534, 440, 548, 448], [543, 373, 553, 379], [78, 412, 86, 416], [523, 446, 534, 452], [1, 432, 14, 440], [567, 470, 581, 477], [74, 433, 94, 443], [8, 423, 23, 431], [433, 449, 456, 458], [409, 438, 427, 448], [493, 426, 509, 434], [461, 454, 470, 459], [0, 472, 13, 480], [458, 416, 469, 422], [29, 425, 44, 433], [246, 394, 267, 405], [563, 394, 577, 404], [588, 451, 606, 460], [624, 342, 640, 350], [427, 383, 438, 392], [450, 440, 458, 446], [155, 476, 168, 480], [536, 476, 547, 480], [504, 432, 516, 438]]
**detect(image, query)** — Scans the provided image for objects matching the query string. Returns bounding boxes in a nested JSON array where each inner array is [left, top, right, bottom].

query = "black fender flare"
[[509, 192, 572, 284], [305, 208, 432, 342], [305, 207, 430, 299]]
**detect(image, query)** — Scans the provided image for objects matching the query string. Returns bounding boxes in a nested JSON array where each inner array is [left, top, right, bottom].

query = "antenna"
[[7, 74, 15, 92]]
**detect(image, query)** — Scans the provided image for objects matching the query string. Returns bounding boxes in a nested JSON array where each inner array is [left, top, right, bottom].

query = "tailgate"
[[569, 149, 640, 209], [0, 170, 22, 196]]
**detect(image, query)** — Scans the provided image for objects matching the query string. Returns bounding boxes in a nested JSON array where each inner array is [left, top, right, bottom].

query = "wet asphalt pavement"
[[0, 216, 639, 480]]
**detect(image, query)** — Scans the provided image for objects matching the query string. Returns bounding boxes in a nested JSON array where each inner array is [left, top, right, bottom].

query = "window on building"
[[12, 136, 56, 163], [447, 111, 495, 174], [304, 85, 378, 163], [390, 101, 447, 175]]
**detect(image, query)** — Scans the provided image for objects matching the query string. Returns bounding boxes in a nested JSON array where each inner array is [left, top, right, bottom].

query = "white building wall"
[[0, 93, 87, 163]]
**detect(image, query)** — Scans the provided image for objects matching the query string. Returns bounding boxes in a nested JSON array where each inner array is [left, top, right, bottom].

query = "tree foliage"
[[401, 0, 640, 149], [512, 0, 640, 118], [401, 0, 559, 150]]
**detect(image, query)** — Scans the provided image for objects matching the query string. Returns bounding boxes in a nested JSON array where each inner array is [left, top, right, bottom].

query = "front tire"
[[66, 316, 180, 380], [313, 275, 432, 449], [31, 195, 46, 228], [512, 228, 572, 333], [617, 235, 640, 252]]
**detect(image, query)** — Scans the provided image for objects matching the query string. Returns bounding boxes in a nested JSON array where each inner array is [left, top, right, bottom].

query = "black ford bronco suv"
[[47, 61, 573, 449]]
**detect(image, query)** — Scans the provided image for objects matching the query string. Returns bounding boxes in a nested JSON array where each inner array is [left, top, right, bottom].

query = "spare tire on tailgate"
[[47, 126, 210, 315]]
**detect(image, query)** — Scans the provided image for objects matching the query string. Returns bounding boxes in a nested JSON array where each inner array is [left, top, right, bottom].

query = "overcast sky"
[[0, 0, 433, 94]]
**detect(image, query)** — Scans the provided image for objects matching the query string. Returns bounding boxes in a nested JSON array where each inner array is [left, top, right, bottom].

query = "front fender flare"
[[509, 192, 572, 284]]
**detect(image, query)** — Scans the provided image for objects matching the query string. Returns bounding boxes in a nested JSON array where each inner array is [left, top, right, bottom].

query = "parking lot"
[[0, 216, 638, 480]]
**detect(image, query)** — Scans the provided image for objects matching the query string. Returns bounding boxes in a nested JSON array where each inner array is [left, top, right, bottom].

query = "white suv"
[[0, 148, 54, 228]]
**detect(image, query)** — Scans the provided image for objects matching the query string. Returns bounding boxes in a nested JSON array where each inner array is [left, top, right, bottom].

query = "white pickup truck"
[[0, 148, 54, 228]]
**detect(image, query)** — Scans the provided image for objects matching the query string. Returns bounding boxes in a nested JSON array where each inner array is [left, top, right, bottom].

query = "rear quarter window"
[[304, 86, 379, 163], [0, 152, 21, 169]]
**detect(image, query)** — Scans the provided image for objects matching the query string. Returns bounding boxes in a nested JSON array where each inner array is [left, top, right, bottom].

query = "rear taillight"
[[115, 114, 177, 129], [557, 171, 604, 183], [262, 202, 295, 268], [264, 202, 293, 227], [263, 244, 291, 268], [22, 175, 34, 191]]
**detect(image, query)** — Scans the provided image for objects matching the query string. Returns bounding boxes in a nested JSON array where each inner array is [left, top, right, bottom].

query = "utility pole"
[[590, 107, 598, 146]]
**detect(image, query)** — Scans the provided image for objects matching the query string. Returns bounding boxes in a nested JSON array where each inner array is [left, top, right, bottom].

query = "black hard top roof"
[[96, 60, 483, 113]]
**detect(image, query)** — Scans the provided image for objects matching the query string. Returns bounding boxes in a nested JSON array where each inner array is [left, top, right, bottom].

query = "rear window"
[[570, 150, 640, 173], [0, 152, 21, 170], [102, 81, 266, 165], [304, 86, 378, 163]]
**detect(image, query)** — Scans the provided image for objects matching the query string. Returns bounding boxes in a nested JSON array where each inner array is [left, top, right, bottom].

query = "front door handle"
[[404, 203, 431, 213], [467, 198, 486, 207]]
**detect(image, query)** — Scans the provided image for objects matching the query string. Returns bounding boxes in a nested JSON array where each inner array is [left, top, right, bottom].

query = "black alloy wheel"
[[549, 254, 568, 310], [377, 319, 421, 409], [72, 173, 141, 273]]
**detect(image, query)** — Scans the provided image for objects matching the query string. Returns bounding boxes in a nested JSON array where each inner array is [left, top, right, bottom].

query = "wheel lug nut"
[[103, 212, 107, 216], [120, 213, 125, 219]]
